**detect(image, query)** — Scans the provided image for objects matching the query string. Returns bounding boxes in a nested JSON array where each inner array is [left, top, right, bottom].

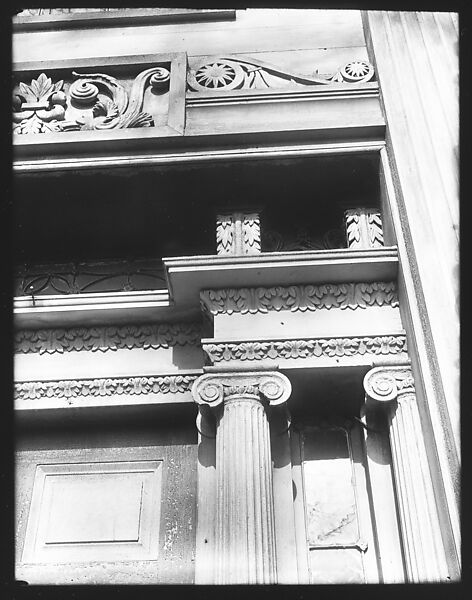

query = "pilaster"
[[192, 370, 291, 584], [363, 366, 448, 582]]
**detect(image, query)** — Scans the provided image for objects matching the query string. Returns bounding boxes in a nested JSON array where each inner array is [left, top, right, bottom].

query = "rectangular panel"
[[302, 427, 359, 546], [22, 461, 162, 564], [43, 472, 143, 543], [301, 425, 367, 584]]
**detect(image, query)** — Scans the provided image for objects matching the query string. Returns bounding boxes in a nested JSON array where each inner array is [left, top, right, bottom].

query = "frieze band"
[[15, 374, 197, 401], [201, 282, 399, 315], [14, 323, 202, 355], [203, 334, 407, 363]]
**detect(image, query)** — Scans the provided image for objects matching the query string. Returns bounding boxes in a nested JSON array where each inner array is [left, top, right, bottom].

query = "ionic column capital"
[[363, 365, 415, 404], [192, 371, 292, 409]]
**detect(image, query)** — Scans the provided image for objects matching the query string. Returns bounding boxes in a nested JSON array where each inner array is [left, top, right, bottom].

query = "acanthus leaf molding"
[[203, 335, 408, 363], [13, 66, 171, 135], [15, 374, 197, 401], [200, 282, 399, 316], [14, 322, 202, 355]]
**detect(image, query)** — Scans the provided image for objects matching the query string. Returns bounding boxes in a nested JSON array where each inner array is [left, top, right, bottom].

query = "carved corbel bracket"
[[216, 211, 261, 256], [363, 365, 415, 404], [192, 371, 292, 409], [345, 208, 384, 249]]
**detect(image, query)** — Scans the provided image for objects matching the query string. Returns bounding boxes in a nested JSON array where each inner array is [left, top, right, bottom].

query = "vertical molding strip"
[[363, 10, 460, 578]]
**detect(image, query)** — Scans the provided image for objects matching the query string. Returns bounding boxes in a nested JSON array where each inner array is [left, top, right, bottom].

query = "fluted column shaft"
[[192, 371, 291, 584], [216, 393, 276, 583], [364, 367, 448, 582]]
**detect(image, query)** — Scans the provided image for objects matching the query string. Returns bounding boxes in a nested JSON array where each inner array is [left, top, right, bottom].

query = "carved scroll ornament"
[[363, 366, 415, 403], [13, 67, 171, 135], [192, 371, 291, 409], [188, 56, 375, 92], [201, 282, 399, 315]]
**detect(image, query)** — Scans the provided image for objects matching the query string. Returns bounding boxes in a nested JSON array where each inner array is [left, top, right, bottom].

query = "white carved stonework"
[[192, 371, 291, 583], [187, 56, 375, 92], [345, 209, 384, 249], [203, 334, 408, 363], [13, 67, 171, 135], [363, 366, 448, 582], [14, 323, 201, 354], [216, 212, 261, 256], [201, 281, 398, 315], [15, 375, 197, 402]]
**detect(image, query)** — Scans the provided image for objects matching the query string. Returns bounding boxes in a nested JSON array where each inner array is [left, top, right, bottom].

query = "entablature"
[[12, 51, 383, 166]]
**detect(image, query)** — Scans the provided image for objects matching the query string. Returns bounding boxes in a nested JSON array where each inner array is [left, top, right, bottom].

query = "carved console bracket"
[[345, 208, 384, 249], [192, 370, 291, 409], [216, 211, 261, 256], [363, 366, 448, 582]]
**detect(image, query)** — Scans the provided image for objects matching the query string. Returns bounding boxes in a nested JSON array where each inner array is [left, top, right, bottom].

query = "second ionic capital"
[[363, 365, 415, 403]]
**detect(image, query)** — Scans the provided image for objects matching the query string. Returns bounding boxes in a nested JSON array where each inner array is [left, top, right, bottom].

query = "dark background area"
[[13, 152, 380, 266]]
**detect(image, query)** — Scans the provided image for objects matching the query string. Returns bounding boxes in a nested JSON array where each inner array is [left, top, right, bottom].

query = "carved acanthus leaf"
[[345, 209, 384, 249], [15, 374, 197, 401], [216, 215, 235, 254], [14, 323, 202, 355], [203, 335, 407, 363], [13, 66, 171, 134], [242, 213, 261, 253], [200, 282, 399, 316]]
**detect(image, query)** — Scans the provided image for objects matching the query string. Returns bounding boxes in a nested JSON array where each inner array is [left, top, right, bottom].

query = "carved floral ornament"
[[200, 282, 399, 316], [15, 374, 197, 402], [14, 323, 202, 355], [187, 56, 375, 92], [192, 371, 292, 409], [363, 366, 415, 403], [13, 67, 171, 135], [203, 335, 407, 363]]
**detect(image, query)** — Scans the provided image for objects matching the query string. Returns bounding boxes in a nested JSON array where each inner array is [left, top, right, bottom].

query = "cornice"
[[14, 140, 385, 173], [15, 374, 197, 401], [13, 289, 200, 329], [14, 322, 202, 355], [200, 281, 398, 316], [203, 334, 407, 363], [165, 249, 398, 308]]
